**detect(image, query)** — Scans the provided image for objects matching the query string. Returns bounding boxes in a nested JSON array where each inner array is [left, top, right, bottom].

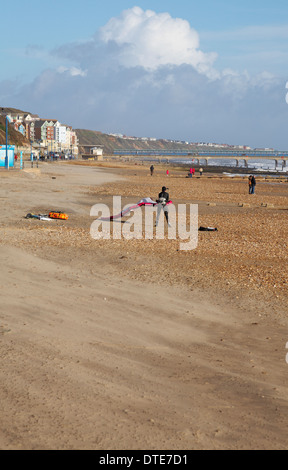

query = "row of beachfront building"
[[0, 109, 78, 154]]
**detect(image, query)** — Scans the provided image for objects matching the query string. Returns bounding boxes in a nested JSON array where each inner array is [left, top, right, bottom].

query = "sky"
[[1, 0, 288, 149]]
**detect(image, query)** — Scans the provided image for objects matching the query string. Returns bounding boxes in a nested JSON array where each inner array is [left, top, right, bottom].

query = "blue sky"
[[1, 0, 288, 149]]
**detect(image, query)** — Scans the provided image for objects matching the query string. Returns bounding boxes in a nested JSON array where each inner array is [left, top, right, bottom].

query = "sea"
[[138, 156, 288, 176]]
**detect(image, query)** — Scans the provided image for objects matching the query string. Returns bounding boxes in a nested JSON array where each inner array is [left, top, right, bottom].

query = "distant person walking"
[[150, 165, 154, 176], [251, 175, 256, 194], [192, 168, 195, 176], [248, 175, 252, 194], [199, 167, 203, 176], [166, 169, 169, 177], [156, 186, 171, 227]]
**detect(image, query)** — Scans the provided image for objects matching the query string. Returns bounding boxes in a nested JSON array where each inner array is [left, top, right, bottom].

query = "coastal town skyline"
[[1, 105, 286, 153]]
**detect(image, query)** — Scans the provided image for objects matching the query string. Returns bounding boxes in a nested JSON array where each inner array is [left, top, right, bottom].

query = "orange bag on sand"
[[49, 211, 69, 220]]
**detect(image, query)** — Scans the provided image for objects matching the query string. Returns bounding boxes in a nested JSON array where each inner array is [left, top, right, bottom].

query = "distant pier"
[[113, 149, 288, 170]]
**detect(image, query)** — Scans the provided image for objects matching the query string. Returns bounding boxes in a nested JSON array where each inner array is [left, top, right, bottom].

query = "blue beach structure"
[[0, 145, 15, 168]]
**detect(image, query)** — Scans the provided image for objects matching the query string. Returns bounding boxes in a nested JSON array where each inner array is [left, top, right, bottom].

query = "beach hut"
[[0, 145, 15, 168]]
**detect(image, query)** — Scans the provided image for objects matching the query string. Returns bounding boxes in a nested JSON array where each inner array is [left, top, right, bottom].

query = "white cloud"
[[57, 66, 87, 77], [99, 6, 217, 77]]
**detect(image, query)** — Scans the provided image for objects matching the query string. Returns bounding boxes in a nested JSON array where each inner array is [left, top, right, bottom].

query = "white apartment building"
[[54, 122, 68, 146], [46, 122, 78, 153]]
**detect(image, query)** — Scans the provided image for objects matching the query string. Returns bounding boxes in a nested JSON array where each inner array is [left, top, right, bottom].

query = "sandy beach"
[[0, 161, 288, 450]]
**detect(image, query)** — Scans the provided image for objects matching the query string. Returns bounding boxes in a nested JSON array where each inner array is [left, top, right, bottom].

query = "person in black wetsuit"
[[251, 175, 256, 194], [156, 186, 171, 227]]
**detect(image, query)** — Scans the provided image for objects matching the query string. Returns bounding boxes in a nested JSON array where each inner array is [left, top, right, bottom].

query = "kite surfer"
[[156, 186, 171, 227]]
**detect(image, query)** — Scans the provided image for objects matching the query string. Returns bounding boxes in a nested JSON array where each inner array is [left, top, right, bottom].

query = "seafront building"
[[0, 109, 78, 155]]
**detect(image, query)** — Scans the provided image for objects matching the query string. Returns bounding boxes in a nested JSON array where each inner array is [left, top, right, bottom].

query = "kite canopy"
[[100, 198, 172, 221]]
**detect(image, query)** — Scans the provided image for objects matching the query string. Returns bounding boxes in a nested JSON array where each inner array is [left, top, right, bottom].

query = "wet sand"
[[0, 161, 288, 450]]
